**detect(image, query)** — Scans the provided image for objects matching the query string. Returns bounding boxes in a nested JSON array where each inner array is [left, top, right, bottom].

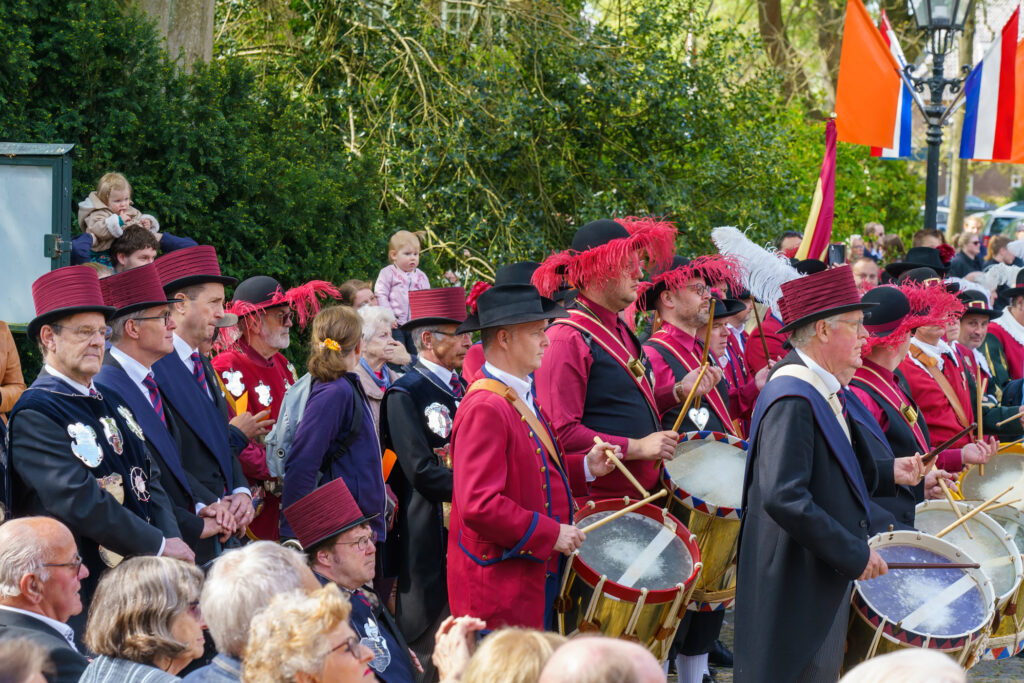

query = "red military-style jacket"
[[447, 374, 587, 630], [744, 309, 787, 374]]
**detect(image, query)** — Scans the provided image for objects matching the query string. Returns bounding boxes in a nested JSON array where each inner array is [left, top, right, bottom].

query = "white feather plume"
[[980, 263, 1022, 292], [711, 226, 801, 314]]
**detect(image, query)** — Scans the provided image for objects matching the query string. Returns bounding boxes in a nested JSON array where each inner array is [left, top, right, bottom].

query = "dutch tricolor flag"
[[871, 10, 914, 159], [960, 7, 1019, 161]]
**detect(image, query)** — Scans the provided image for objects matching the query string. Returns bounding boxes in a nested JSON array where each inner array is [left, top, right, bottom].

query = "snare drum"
[[660, 431, 747, 611], [555, 497, 702, 663], [981, 506, 1024, 659], [915, 500, 1023, 612], [844, 530, 996, 672], [960, 452, 1024, 514]]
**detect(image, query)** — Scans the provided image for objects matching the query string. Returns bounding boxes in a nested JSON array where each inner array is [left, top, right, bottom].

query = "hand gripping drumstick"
[[938, 478, 973, 539], [671, 363, 710, 434], [921, 423, 977, 467], [936, 484, 1015, 538], [593, 436, 649, 498], [578, 490, 669, 535]]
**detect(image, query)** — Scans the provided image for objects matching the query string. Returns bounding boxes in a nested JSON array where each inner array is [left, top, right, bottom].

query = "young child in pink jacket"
[[374, 230, 431, 326]]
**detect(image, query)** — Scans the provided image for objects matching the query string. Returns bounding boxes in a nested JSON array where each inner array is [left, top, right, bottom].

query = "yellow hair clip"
[[321, 338, 341, 351]]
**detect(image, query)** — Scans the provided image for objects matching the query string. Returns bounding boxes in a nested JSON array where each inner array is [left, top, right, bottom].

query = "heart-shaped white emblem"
[[688, 406, 710, 430]]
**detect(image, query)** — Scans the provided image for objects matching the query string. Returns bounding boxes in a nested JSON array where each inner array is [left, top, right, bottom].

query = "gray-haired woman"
[[79, 556, 205, 682], [354, 306, 407, 429]]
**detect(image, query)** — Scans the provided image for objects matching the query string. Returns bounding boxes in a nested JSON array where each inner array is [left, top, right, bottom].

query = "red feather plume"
[[467, 281, 492, 313], [634, 255, 744, 313]]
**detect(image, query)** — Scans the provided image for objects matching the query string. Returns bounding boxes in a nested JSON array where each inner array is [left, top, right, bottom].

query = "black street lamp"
[[904, 0, 975, 230]]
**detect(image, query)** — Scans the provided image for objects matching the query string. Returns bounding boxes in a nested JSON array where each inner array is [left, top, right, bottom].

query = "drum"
[[660, 430, 747, 611], [844, 530, 996, 672], [555, 497, 702, 663], [981, 506, 1024, 659], [959, 452, 1024, 513], [915, 500, 1023, 612]]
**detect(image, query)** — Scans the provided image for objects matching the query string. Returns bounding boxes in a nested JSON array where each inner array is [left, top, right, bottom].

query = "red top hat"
[[776, 265, 876, 334], [154, 245, 237, 294], [400, 287, 468, 331], [99, 263, 176, 317], [282, 477, 378, 550], [28, 266, 116, 340]]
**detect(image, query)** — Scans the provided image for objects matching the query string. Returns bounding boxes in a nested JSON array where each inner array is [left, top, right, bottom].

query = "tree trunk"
[[757, 0, 812, 104], [135, 0, 214, 69], [947, 15, 975, 241]]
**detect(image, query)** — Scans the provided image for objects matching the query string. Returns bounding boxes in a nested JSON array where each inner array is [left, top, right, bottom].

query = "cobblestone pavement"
[[667, 612, 1024, 682]]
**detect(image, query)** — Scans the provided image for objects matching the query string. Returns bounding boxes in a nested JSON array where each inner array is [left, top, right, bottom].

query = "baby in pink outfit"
[[374, 230, 431, 325]]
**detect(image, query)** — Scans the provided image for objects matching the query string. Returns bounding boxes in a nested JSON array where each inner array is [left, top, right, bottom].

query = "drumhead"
[[960, 454, 1024, 513], [665, 432, 747, 511], [915, 501, 1023, 605], [856, 531, 994, 640], [577, 510, 693, 590], [986, 506, 1024, 559]]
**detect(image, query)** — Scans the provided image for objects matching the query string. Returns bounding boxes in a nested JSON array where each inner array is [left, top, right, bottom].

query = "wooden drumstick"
[[885, 562, 981, 570], [995, 412, 1024, 428], [921, 423, 977, 466], [936, 484, 1015, 538], [998, 436, 1024, 453], [938, 478, 973, 539], [671, 363, 709, 433], [700, 301, 715, 366], [977, 369, 984, 476], [752, 303, 771, 365], [980, 498, 1023, 513], [593, 436, 649, 498], [579, 490, 668, 535]]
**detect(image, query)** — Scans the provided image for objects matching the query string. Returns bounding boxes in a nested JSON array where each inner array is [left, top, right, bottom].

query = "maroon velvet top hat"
[[282, 477, 378, 550], [28, 266, 116, 340], [400, 287, 468, 331], [99, 263, 176, 317], [154, 245, 237, 294], [776, 264, 877, 334]]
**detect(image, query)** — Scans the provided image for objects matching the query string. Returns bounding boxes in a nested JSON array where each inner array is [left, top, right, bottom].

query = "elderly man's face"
[[320, 523, 376, 590], [40, 527, 88, 623], [429, 323, 471, 371], [258, 305, 293, 350], [822, 312, 867, 384], [41, 312, 108, 385]]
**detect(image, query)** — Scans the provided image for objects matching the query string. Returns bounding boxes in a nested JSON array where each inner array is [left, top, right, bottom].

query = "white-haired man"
[[181, 541, 319, 682], [0, 518, 89, 683]]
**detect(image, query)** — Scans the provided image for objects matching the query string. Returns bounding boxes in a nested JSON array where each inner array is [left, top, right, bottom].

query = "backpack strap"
[[319, 375, 365, 475]]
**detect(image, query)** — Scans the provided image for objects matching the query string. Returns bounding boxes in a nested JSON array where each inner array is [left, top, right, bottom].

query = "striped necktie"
[[449, 372, 464, 398], [190, 352, 210, 397], [142, 373, 167, 426]]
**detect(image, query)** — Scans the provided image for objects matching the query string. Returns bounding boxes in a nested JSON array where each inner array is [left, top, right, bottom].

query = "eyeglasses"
[[835, 318, 866, 331], [51, 325, 111, 342], [336, 530, 378, 552], [269, 309, 294, 324], [430, 329, 471, 339], [684, 283, 710, 297], [135, 312, 172, 325], [330, 636, 364, 658], [42, 554, 83, 573]]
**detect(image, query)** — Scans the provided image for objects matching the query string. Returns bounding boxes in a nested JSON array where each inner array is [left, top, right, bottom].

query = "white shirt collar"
[[483, 362, 536, 416], [910, 336, 953, 370], [973, 347, 993, 376], [419, 356, 457, 388], [172, 333, 198, 367], [109, 346, 155, 402], [793, 348, 842, 393], [0, 605, 77, 651], [43, 364, 94, 396]]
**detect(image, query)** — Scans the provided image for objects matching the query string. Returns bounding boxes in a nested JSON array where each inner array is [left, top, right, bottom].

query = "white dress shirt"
[[108, 346, 154, 405], [420, 356, 461, 394], [0, 605, 78, 650]]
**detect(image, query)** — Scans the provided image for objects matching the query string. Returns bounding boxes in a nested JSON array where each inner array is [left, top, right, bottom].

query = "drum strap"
[[908, 345, 971, 429], [467, 378, 572, 490]]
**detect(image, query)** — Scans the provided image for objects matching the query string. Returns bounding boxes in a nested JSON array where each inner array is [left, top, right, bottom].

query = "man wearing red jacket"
[[989, 270, 1024, 381], [211, 275, 339, 539], [447, 282, 618, 629]]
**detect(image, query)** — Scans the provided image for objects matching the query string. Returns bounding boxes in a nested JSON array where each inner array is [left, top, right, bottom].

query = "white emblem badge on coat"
[[222, 370, 245, 397], [99, 417, 124, 454], [688, 406, 710, 431], [118, 405, 145, 440], [425, 402, 453, 438], [129, 466, 151, 501], [255, 381, 272, 407], [362, 618, 391, 672], [68, 423, 103, 467]]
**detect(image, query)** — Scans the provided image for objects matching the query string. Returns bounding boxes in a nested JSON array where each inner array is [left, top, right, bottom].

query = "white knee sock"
[[675, 653, 709, 683]]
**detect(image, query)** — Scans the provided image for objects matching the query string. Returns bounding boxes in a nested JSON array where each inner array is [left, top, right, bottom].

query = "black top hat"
[[457, 284, 567, 334], [571, 219, 630, 251], [861, 286, 910, 337], [493, 261, 541, 287], [885, 247, 949, 278], [712, 296, 746, 319], [1001, 269, 1024, 300], [897, 267, 959, 293], [958, 290, 999, 319]]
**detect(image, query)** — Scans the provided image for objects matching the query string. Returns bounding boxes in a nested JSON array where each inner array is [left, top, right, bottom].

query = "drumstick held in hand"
[[977, 369, 984, 477], [593, 436, 648, 498], [995, 412, 1024, 428], [671, 363, 710, 433], [579, 490, 668, 535], [752, 304, 771, 365], [936, 484, 1015, 538], [938, 478, 973, 539], [700, 302, 715, 366], [921, 423, 977, 466], [885, 562, 981, 570]]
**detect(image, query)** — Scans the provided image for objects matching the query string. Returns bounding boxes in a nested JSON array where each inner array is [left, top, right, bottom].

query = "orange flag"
[[835, 0, 902, 147]]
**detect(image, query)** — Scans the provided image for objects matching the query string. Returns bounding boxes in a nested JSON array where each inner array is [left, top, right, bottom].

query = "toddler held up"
[[78, 172, 160, 263]]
